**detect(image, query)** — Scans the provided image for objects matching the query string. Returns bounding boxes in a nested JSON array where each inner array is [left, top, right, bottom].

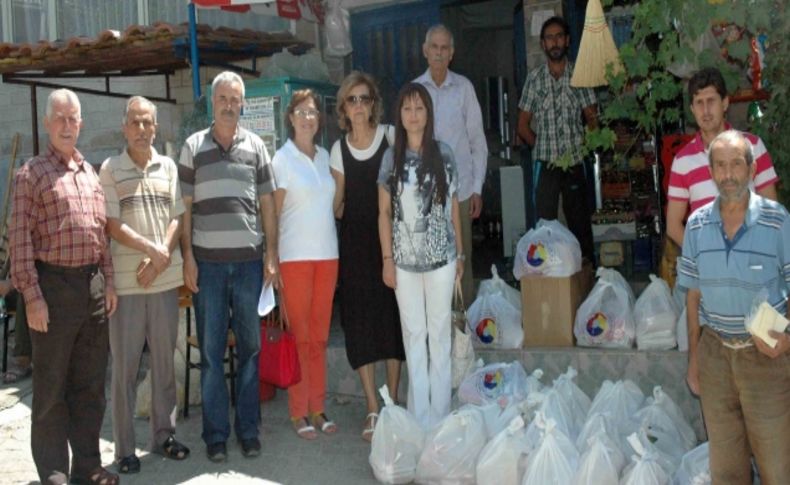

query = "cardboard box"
[[520, 265, 594, 347]]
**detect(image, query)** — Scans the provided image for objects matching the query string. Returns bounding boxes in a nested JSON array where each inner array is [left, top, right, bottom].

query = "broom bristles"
[[571, 0, 623, 87]]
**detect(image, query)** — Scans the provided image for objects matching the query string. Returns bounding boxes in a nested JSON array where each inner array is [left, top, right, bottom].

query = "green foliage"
[[587, 0, 790, 206]]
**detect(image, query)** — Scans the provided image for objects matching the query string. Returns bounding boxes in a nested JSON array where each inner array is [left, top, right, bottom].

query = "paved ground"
[[0, 377, 381, 485]]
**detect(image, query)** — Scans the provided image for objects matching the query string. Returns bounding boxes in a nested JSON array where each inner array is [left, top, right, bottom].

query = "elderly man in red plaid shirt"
[[9, 89, 119, 485]]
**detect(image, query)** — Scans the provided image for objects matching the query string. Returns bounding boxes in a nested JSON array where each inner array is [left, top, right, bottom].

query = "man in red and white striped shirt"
[[666, 67, 778, 246], [9, 89, 118, 485]]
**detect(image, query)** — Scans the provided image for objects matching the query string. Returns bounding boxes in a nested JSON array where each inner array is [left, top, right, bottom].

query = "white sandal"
[[292, 417, 318, 440], [362, 412, 378, 442]]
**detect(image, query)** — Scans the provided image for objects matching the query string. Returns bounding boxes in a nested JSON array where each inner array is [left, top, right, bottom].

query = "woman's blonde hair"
[[335, 71, 383, 132]]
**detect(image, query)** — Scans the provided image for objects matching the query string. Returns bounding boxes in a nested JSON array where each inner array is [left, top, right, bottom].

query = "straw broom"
[[571, 0, 624, 87]]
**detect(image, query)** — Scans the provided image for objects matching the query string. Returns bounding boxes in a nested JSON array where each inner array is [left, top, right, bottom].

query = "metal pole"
[[593, 152, 602, 210], [188, 2, 201, 100], [30, 85, 39, 155]]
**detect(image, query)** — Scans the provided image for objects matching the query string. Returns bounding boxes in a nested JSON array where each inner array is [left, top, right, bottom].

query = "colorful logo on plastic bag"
[[475, 317, 498, 344], [482, 370, 503, 391], [526, 242, 548, 267], [586, 312, 608, 337]]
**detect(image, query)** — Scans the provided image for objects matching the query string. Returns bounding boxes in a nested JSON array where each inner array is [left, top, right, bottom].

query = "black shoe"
[[117, 454, 140, 474], [206, 442, 227, 463], [241, 438, 261, 457]]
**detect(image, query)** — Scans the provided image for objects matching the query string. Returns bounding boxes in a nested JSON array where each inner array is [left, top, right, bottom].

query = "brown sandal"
[[71, 466, 119, 485]]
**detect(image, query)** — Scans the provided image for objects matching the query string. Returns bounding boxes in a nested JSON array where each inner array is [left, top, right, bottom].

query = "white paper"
[[748, 301, 789, 348], [531, 10, 555, 37], [257, 283, 275, 316]]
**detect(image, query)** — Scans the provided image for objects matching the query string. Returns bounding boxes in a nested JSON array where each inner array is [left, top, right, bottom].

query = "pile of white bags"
[[457, 361, 531, 406], [634, 275, 679, 350], [415, 406, 488, 484], [575, 269, 635, 348], [369, 365, 699, 485], [513, 219, 582, 278], [467, 292, 524, 349], [370, 386, 426, 484]]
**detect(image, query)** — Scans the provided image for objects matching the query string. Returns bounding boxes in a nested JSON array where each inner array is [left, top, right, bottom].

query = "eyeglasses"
[[346, 95, 373, 106], [294, 108, 319, 119]]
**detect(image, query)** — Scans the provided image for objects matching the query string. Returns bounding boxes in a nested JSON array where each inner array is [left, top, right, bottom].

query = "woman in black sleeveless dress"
[[330, 72, 405, 441]]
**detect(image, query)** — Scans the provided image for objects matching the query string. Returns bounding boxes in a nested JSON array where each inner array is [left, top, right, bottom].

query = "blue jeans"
[[194, 259, 262, 445]]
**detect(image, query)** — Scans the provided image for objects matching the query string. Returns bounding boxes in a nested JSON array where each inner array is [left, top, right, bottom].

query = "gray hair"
[[123, 96, 157, 125], [709, 129, 754, 166], [424, 24, 454, 49], [45, 89, 80, 118], [211, 71, 245, 99]]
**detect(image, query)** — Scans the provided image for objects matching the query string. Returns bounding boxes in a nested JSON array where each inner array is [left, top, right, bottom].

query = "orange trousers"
[[280, 259, 339, 418]]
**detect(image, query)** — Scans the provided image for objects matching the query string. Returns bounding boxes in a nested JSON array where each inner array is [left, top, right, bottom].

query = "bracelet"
[[383, 255, 393, 260], [456, 253, 466, 262]]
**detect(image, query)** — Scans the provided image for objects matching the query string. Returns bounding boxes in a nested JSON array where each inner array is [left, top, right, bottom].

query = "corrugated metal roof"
[[0, 22, 311, 76]]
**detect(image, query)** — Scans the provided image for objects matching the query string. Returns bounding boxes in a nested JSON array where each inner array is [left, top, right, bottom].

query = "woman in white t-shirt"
[[377, 82, 464, 429], [272, 89, 338, 440], [329, 71, 405, 442]]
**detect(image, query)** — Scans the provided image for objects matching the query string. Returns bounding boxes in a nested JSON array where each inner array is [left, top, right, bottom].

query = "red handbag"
[[259, 305, 301, 389]]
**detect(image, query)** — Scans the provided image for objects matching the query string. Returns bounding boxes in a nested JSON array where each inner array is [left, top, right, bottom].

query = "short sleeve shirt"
[[100, 148, 185, 295], [377, 141, 458, 272], [178, 125, 275, 262], [518, 62, 596, 165], [668, 127, 778, 214], [677, 194, 790, 338], [271, 140, 338, 262]]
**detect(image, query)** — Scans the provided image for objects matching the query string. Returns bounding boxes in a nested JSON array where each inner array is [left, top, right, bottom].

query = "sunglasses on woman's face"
[[346, 94, 373, 106]]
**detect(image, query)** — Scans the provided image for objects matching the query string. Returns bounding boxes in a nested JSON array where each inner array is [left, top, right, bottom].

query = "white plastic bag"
[[451, 324, 476, 389], [620, 433, 672, 485], [514, 219, 582, 278], [474, 400, 525, 440], [476, 416, 530, 485], [323, 0, 353, 57], [415, 406, 487, 485], [587, 380, 645, 436], [596, 267, 635, 306], [525, 389, 578, 448], [672, 442, 710, 485], [576, 412, 630, 457], [575, 279, 636, 348], [573, 432, 626, 485], [457, 361, 531, 406], [629, 400, 691, 472], [478, 264, 522, 310], [523, 414, 580, 485], [553, 367, 592, 435], [467, 292, 524, 349], [635, 275, 679, 350], [745, 288, 790, 348], [651, 386, 697, 451], [370, 386, 426, 484]]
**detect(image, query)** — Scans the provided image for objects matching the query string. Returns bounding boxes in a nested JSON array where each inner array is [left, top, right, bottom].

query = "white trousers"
[[394, 261, 455, 429]]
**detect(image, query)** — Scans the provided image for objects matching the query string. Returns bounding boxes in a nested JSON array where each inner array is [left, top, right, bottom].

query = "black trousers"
[[534, 162, 595, 262], [9, 290, 31, 358], [30, 262, 108, 482]]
